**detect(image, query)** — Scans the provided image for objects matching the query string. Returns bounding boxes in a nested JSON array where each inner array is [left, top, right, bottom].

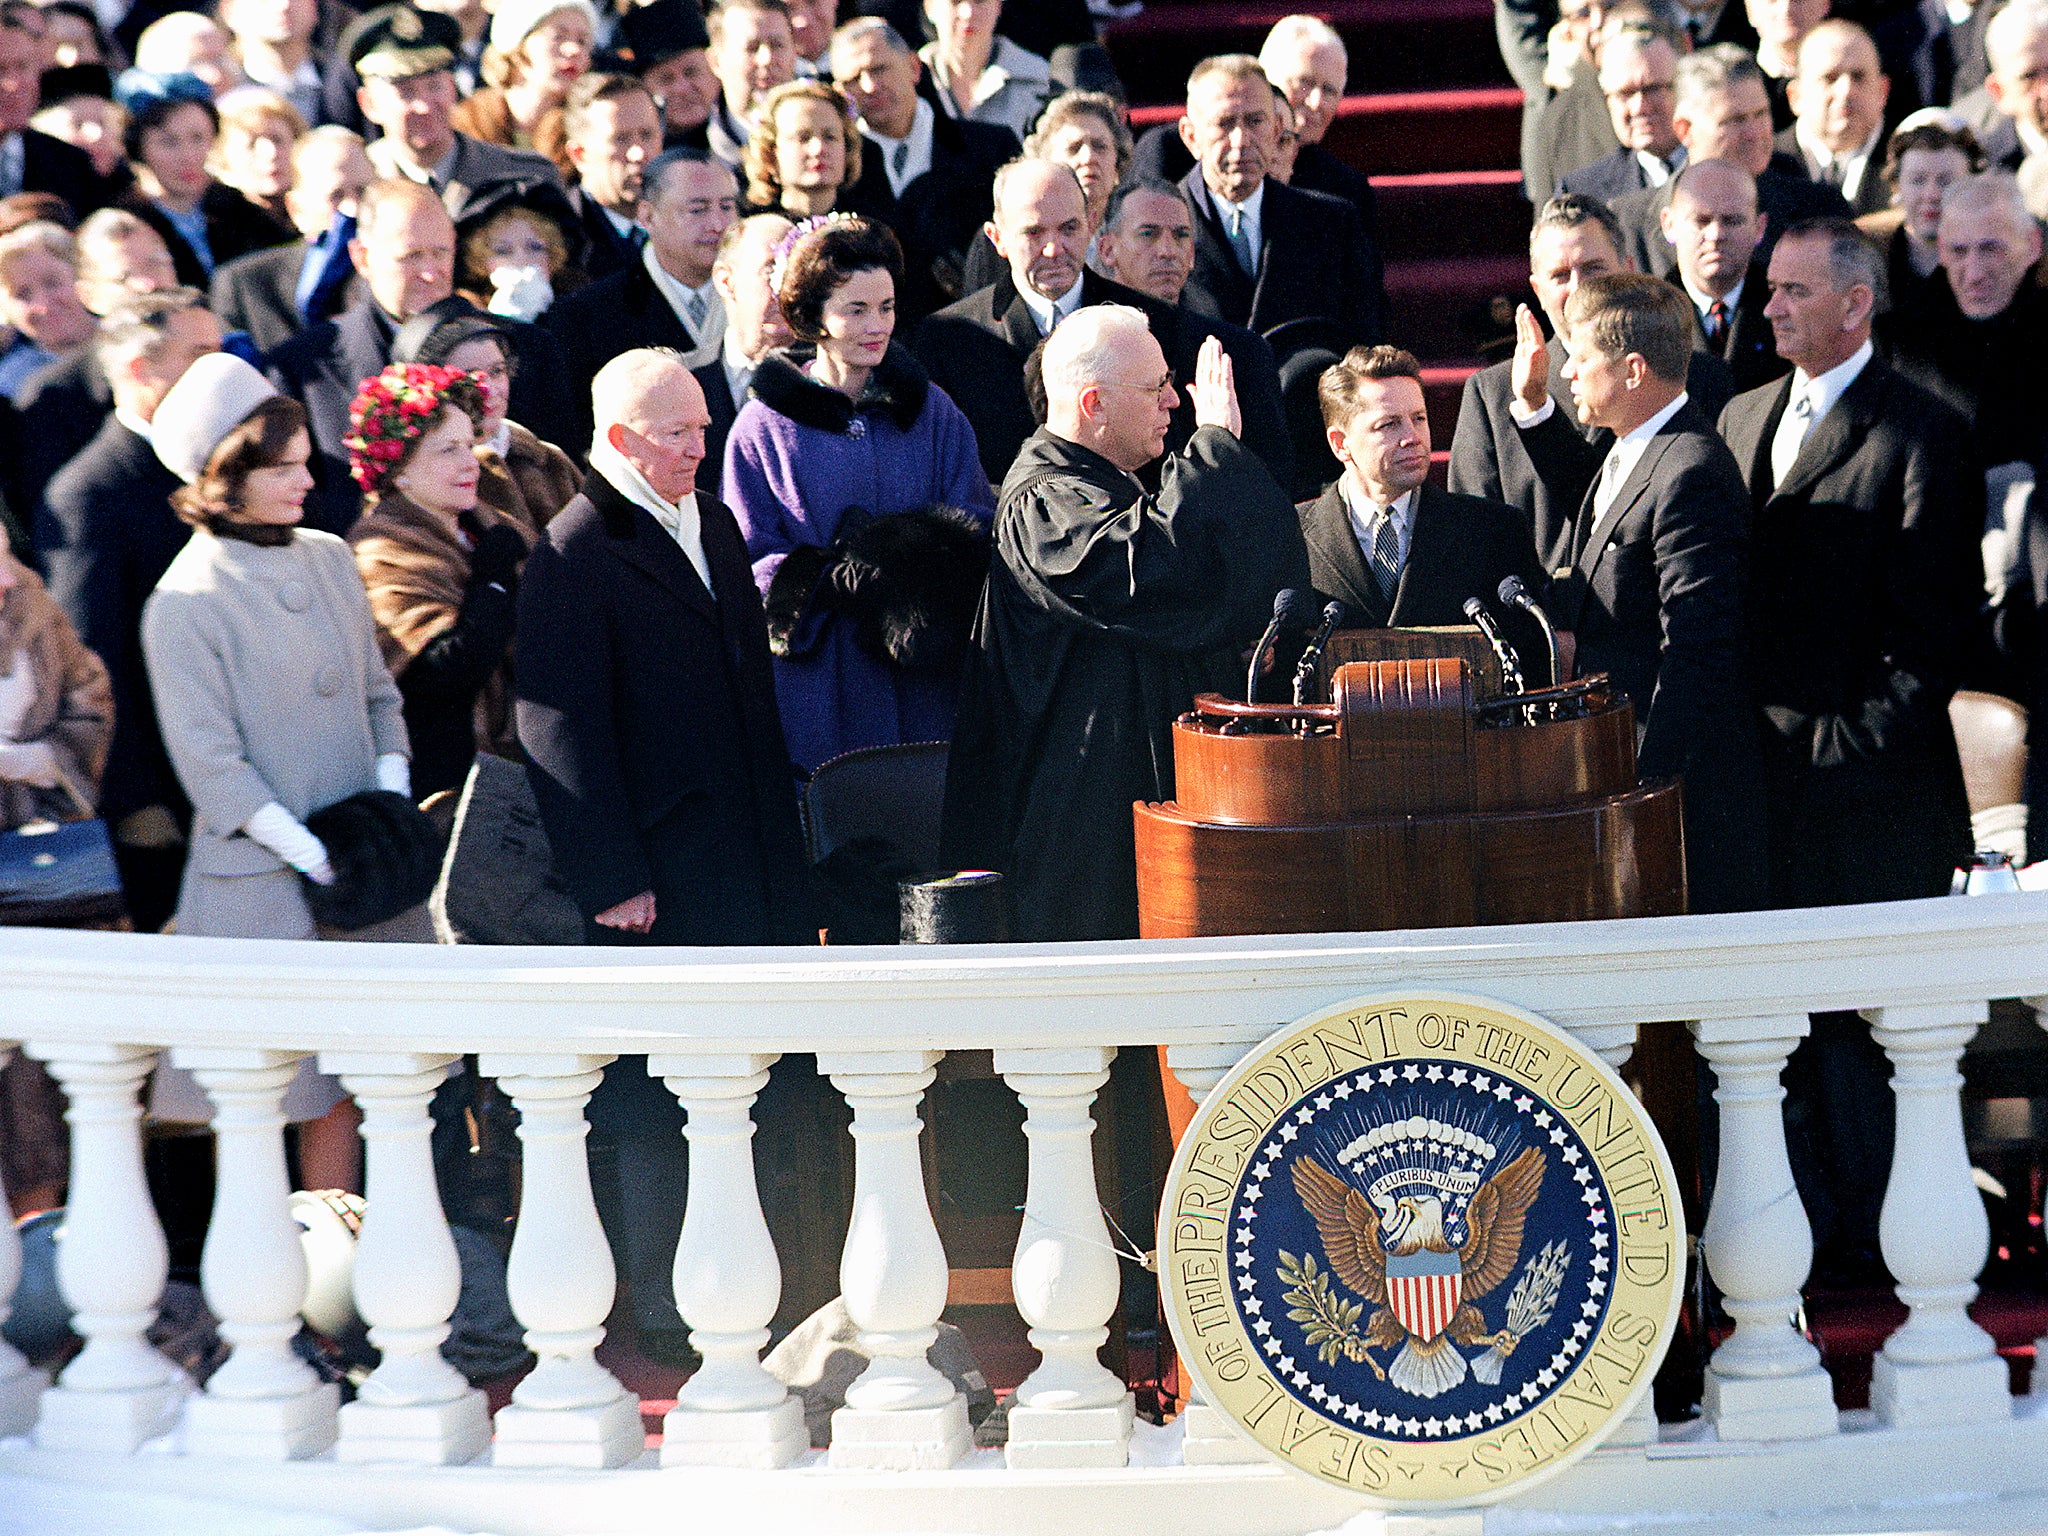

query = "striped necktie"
[[1371, 512, 1401, 601]]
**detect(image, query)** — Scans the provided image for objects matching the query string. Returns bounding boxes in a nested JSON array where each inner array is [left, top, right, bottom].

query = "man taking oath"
[[940, 315, 1309, 943]]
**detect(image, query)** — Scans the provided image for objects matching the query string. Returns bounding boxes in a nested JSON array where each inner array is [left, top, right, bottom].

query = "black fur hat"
[[301, 790, 444, 932]]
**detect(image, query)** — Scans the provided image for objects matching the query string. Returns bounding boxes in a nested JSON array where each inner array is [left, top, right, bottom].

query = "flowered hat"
[[344, 363, 487, 493]]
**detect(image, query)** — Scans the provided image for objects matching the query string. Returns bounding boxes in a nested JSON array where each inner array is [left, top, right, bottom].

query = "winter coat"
[[478, 420, 581, 534], [0, 553, 113, 830]]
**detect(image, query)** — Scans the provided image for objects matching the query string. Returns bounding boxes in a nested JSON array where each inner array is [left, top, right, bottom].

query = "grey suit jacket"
[[368, 132, 562, 218]]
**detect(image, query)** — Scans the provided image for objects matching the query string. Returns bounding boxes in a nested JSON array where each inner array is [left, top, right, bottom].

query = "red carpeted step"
[[1423, 363, 1482, 434], [1371, 170, 1530, 261], [1385, 254, 1531, 362], [1127, 87, 1526, 178], [1105, 0, 1507, 104]]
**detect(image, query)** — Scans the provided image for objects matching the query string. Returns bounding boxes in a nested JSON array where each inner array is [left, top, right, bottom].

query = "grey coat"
[[141, 528, 408, 939]]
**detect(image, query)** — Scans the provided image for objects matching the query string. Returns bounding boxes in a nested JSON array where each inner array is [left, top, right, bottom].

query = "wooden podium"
[[1133, 631, 1686, 938]]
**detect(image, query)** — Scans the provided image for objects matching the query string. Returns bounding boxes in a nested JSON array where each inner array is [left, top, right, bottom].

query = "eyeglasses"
[[1100, 374, 1176, 402]]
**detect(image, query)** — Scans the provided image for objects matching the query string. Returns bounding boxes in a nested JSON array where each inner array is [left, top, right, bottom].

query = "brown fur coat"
[[478, 421, 582, 534], [347, 494, 534, 761], [0, 554, 113, 828]]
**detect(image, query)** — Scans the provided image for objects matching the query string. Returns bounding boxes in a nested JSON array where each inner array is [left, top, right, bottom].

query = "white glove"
[[487, 264, 553, 323], [375, 752, 412, 798], [0, 739, 61, 788], [245, 801, 335, 885]]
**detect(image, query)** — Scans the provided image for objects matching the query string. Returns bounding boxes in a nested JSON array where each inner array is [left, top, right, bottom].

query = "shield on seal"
[[1385, 1247, 1463, 1342]]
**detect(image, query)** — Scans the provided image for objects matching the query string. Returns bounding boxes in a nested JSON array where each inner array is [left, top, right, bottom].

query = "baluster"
[[175, 1048, 340, 1457], [0, 1043, 48, 1435], [996, 1045, 1133, 1469], [325, 1053, 490, 1465], [1690, 1016, 1837, 1440], [478, 1053, 641, 1468], [1863, 1003, 2010, 1427], [1567, 1022, 1638, 1073], [649, 1051, 806, 1468], [24, 1042, 189, 1450], [1164, 1029, 1272, 1467], [816, 1050, 969, 1470]]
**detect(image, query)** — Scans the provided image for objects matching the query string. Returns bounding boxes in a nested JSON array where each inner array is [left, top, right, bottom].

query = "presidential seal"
[[1161, 994, 1683, 1505]]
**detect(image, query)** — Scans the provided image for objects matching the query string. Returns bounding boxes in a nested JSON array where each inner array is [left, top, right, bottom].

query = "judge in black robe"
[[940, 325, 1310, 943]]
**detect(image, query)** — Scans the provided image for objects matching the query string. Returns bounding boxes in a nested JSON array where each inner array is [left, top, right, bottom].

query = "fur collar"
[[750, 342, 930, 434]]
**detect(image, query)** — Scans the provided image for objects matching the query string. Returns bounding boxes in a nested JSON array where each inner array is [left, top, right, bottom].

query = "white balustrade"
[[174, 1048, 339, 1458], [996, 1045, 1132, 1470], [478, 1053, 641, 1468], [648, 1051, 806, 1469], [324, 1052, 490, 1466], [1690, 1015, 1837, 1440], [1164, 1029, 1273, 1466], [23, 1041, 189, 1451], [1863, 1003, 2010, 1428], [816, 1050, 969, 1470], [0, 1043, 48, 1436]]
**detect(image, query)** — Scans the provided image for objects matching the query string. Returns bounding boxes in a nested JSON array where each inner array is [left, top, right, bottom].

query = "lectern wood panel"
[[1323, 625, 1504, 699], [1332, 657, 1476, 815]]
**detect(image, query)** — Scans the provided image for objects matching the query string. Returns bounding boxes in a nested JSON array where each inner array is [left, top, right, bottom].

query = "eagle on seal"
[[1291, 1148, 1545, 1398]]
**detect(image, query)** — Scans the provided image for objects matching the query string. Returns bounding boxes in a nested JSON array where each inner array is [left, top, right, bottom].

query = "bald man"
[[1779, 20, 1893, 216], [940, 316, 1308, 942], [517, 359, 815, 1353], [1659, 157, 1787, 391], [269, 177, 576, 531]]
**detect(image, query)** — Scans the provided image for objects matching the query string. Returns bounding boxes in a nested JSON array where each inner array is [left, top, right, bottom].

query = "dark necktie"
[[1370, 514, 1401, 602]]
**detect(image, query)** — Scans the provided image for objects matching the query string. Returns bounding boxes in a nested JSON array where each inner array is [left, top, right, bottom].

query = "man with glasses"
[[940, 313, 1308, 943], [1563, 30, 1688, 200]]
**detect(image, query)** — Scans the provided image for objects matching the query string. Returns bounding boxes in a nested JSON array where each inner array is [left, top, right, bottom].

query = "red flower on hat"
[[344, 362, 489, 492]]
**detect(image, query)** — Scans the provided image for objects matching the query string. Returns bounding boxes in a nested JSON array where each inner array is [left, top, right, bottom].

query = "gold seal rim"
[[1159, 989, 1685, 1509]]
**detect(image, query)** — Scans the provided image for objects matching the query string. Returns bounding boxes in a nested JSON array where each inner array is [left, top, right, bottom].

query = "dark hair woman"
[[112, 69, 293, 288], [345, 361, 536, 799], [723, 214, 994, 773]]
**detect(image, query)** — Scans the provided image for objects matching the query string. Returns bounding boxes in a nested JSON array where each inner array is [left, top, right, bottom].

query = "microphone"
[[1463, 597, 1526, 696], [1292, 600, 1350, 707], [1498, 575, 1563, 689], [1247, 587, 1313, 703]]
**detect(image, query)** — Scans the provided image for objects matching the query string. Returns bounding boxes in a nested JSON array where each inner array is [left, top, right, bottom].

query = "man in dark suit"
[[35, 292, 222, 931], [560, 73, 663, 284], [544, 146, 738, 453], [1776, 21, 1894, 217], [695, 211, 793, 500], [1127, 15, 1380, 244], [516, 346, 812, 1356], [1449, 194, 1735, 568], [1720, 218, 1978, 1276], [1612, 46, 1849, 276], [1298, 344, 1546, 667], [209, 126, 372, 355], [1173, 54, 1386, 356], [0, 12, 109, 220], [1963, 0, 2044, 170], [1660, 158, 1787, 390], [1520, 272, 1764, 912], [348, 4, 564, 217], [831, 17, 1018, 328], [915, 160, 1291, 488], [1560, 32, 1687, 202], [269, 178, 574, 533]]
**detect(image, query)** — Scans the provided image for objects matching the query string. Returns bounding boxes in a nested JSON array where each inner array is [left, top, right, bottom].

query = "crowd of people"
[[0, 0, 2045, 1345]]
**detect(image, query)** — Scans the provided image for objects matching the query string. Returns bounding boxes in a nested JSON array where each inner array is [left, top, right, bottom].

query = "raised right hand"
[[1510, 303, 1551, 415]]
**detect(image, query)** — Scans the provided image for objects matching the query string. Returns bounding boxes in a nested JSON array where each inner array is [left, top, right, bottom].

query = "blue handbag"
[[0, 815, 127, 927]]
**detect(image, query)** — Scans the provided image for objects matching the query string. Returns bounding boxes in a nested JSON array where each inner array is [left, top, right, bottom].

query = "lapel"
[[990, 273, 1043, 354], [588, 470, 718, 618], [1387, 482, 1451, 622], [1303, 481, 1383, 621], [1181, 169, 1255, 314], [1245, 177, 1284, 320], [335, 300, 392, 390], [1575, 423, 1674, 580], [624, 258, 696, 349], [1770, 356, 1884, 505]]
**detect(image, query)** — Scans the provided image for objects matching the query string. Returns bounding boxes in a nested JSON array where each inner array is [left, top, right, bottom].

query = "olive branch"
[[1277, 1249, 1378, 1373]]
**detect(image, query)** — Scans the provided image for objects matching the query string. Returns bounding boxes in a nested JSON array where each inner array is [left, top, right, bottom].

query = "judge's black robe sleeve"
[[940, 426, 1310, 942]]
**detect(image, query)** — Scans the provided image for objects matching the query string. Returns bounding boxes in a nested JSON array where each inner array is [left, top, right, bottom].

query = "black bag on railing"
[[0, 816, 126, 927]]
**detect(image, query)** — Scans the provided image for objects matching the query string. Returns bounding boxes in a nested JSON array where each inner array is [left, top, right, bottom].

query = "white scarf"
[[588, 434, 713, 590]]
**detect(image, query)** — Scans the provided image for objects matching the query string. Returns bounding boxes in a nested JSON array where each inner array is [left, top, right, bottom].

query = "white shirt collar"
[[864, 98, 935, 195], [1339, 478, 1414, 537], [1791, 338, 1874, 422], [587, 435, 713, 589], [1637, 145, 1685, 186], [1681, 271, 1744, 316], [1018, 274, 1085, 336], [1617, 389, 1689, 452], [114, 405, 154, 442], [1795, 120, 1882, 199], [1213, 179, 1266, 226], [642, 239, 726, 366], [484, 420, 512, 458], [1593, 390, 1689, 519]]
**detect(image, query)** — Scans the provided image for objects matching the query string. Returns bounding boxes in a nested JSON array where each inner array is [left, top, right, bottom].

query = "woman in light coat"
[[141, 353, 418, 1187]]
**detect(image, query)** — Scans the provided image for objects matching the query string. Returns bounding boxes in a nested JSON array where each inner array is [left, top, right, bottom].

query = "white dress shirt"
[[1637, 146, 1685, 188], [864, 99, 935, 196], [588, 434, 714, 589], [1211, 179, 1266, 262], [1591, 390, 1688, 528], [722, 324, 763, 408], [1770, 338, 1873, 489], [1019, 275, 1086, 336], [1796, 121, 1883, 205], [1340, 478, 1415, 577], [1681, 273, 1744, 333]]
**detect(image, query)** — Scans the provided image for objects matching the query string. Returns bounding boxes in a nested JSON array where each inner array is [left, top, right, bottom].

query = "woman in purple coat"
[[723, 215, 995, 773]]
